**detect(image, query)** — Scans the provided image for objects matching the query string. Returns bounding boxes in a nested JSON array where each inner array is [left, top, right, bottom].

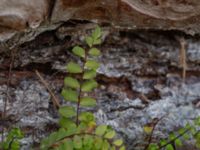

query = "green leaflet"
[[79, 112, 95, 123], [190, 126, 197, 135], [113, 139, 123, 146], [93, 38, 101, 45], [169, 133, 176, 140], [77, 122, 88, 133], [166, 144, 174, 150], [57, 139, 73, 150], [83, 135, 94, 146], [85, 60, 100, 70], [59, 117, 76, 129], [47, 132, 59, 148], [10, 141, 19, 150], [64, 77, 80, 89], [89, 48, 101, 56], [102, 140, 110, 150], [95, 125, 107, 136], [175, 139, 182, 147], [80, 97, 96, 107], [92, 26, 101, 40], [86, 36, 93, 48], [56, 128, 70, 140], [94, 137, 103, 149], [92, 26, 102, 45], [81, 80, 98, 92], [43, 127, 75, 147], [160, 139, 167, 147], [183, 133, 190, 140], [72, 46, 85, 58], [195, 117, 200, 126], [104, 130, 116, 139], [67, 62, 82, 73], [178, 128, 185, 135], [58, 106, 76, 118], [61, 88, 78, 102], [119, 146, 126, 150], [111, 146, 116, 150], [147, 144, 159, 150], [83, 69, 96, 79], [73, 135, 82, 149]]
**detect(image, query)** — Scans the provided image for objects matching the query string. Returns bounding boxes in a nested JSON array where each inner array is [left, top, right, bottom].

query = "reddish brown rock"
[[51, 0, 200, 34], [1, 0, 200, 44]]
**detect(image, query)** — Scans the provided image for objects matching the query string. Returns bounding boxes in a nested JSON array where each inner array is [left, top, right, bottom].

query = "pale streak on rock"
[[0, 0, 49, 42], [122, 0, 200, 20], [0, 0, 49, 29]]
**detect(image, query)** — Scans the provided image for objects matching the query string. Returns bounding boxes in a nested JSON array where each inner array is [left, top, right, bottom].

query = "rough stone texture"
[[0, 0, 49, 29], [1, 0, 200, 50], [0, 1, 200, 150], [0, 0, 49, 41], [52, 0, 200, 34], [0, 80, 59, 149], [0, 27, 199, 149]]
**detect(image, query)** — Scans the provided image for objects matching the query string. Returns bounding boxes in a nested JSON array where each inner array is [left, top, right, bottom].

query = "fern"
[[0, 128, 24, 150], [40, 26, 126, 150], [145, 116, 200, 150]]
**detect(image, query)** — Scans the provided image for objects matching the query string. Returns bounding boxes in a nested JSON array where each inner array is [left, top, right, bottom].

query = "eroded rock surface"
[[1, 0, 200, 49], [0, 27, 199, 149], [0, 0, 49, 42]]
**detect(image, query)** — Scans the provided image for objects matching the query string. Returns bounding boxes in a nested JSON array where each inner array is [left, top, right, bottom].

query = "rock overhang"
[[1, 0, 200, 48]]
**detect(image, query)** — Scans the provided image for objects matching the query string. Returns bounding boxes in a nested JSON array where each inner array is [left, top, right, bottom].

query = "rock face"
[[0, 0, 49, 41], [0, 1, 200, 150], [1, 0, 200, 47], [0, 26, 200, 149], [53, 0, 200, 33], [0, 0, 49, 29]]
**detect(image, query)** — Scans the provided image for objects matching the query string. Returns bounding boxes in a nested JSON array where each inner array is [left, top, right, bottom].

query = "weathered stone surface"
[[52, 0, 200, 34], [0, 1, 200, 149], [0, 0, 49, 29], [0, 28, 199, 149], [1, 0, 200, 47], [0, 0, 49, 41]]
